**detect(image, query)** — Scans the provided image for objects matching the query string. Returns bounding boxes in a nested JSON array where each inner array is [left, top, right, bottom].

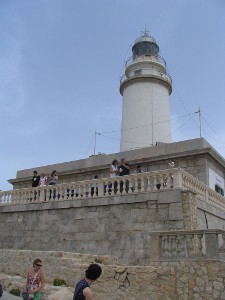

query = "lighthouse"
[[120, 31, 172, 151]]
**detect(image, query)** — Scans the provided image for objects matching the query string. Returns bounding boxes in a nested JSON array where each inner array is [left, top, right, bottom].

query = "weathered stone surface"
[[1, 250, 225, 300], [213, 280, 224, 292]]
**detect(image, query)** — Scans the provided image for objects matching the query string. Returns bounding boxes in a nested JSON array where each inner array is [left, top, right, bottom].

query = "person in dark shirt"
[[32, 171, 40, 187], [119, 158, 130, 193], [73, 264, 102, 300], [32, 171, 40, 201]]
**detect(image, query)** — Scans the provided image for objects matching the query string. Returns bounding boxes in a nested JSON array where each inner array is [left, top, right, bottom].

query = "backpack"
[[0, 283, 3, 297]]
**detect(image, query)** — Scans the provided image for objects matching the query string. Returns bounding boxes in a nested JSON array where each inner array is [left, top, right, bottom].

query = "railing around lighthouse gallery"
[[0, 168, 225, 210]]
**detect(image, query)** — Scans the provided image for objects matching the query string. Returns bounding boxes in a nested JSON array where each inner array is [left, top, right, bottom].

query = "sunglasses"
[[35, 264, 42, 267]]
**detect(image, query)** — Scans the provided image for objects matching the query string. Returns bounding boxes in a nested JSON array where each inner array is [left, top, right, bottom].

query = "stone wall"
[[196, 197, 225, 230], [0, 190, 184, 265], [1, 249, 225, 300], [1, 189, 225, 265]]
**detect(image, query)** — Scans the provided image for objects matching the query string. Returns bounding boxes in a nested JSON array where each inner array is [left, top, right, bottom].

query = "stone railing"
[[180, 168, 225, 209], [0, 168, 224, 209], [124, 54, 167, 68], [150, 229, 225, 261], [0, 169, 174, 205]]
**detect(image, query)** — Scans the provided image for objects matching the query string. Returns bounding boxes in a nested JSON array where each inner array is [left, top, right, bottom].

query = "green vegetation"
[[94, 258, 102, 264], [9, 287, 20, 296], [53, 278, 67, 286]]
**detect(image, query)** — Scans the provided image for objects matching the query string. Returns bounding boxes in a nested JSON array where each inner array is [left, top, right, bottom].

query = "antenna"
[[195, 107, 202, 138], [94, 130, 100, 155], [141, 26, 149, 37]]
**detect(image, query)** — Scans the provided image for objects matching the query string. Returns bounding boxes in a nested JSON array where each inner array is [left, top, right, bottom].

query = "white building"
[[120, 31, 172, 151]]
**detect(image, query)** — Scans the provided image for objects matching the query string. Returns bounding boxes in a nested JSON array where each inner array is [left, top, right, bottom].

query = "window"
[[135, 69, 142, 76]]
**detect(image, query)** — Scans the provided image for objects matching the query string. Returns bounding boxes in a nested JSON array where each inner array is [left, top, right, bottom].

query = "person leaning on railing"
[[32, 171, 40, 201], [119, 158, 130, 193], [109, 159, 119, 194], [48, 170, 58, 200]]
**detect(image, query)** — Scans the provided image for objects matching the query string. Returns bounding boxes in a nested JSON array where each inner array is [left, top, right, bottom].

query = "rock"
[[213, 281, 224, 292], [46, 287, 73, 300], [115, 266, 126, 273]]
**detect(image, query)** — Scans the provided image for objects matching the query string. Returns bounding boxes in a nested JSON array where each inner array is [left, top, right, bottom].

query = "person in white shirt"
[[109, 160, 119, 194]]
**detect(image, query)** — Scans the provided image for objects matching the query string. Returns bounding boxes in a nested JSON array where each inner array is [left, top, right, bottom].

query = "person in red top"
[[23, 258, 44, 300]]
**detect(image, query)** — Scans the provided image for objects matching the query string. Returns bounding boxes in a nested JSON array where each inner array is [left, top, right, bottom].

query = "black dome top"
[[132, 33, 159, 60]]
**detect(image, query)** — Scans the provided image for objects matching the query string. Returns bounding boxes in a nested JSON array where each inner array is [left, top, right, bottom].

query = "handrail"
[[125, 55, 166, 68], [0, 168, 224, 210], [150, 229, 225, 261]]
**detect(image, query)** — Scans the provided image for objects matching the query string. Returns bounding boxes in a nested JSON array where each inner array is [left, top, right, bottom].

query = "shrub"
[[53, 278, 67, 286], [94, 258, 102, 264], [9, 287, 20, 296]]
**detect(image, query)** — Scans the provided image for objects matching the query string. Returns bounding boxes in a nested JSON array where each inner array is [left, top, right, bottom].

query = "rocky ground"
[[1, 291, 22, 300], [0, 273, 74, 300]]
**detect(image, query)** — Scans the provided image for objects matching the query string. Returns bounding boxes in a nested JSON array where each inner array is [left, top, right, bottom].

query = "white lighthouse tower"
[[120, 31, 172, 151]]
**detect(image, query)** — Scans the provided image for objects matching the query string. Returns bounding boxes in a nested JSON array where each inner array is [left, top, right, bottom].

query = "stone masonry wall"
[[1, 189, 225, 265], [0, 190, 184, 265], [1, 249, 225, 299]]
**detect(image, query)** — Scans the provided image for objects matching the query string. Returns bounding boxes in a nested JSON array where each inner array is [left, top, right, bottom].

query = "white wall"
[[209, 168, 225, 191], [120, 80, 171, 151]]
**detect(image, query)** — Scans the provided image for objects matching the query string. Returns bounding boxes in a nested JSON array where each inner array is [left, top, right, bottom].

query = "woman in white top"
[[39, 172, 47, 201], [39, 173, 47, 187], [109, 160, 118, 194]]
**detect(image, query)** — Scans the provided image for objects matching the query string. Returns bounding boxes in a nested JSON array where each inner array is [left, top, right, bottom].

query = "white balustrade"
[[151, 229, 225, 261], [0, 168, 225, 210]]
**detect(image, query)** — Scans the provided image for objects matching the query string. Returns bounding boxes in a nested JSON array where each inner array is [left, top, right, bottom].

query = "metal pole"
[[198, 107, 202, 138], [94, 130, 96, 155]]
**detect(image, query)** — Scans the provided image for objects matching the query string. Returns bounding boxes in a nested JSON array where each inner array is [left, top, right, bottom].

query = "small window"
[[135, 69, 142, 76]]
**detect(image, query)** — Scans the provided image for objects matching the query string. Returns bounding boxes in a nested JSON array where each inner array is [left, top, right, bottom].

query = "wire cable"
[[85, 134, 95, 158], [100, 112, 196, 135], [158, 115, 195, 142]]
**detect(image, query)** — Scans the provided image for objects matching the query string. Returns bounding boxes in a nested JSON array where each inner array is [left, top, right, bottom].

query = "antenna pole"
[[198, 107, 202, 138], [94, 130, 96, 155]]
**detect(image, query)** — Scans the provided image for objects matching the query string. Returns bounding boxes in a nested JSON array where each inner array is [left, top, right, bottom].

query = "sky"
[[1, 0, 225, 191]]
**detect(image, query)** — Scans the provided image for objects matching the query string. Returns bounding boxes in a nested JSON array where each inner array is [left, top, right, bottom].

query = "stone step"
[[0, 249, 118, 265]]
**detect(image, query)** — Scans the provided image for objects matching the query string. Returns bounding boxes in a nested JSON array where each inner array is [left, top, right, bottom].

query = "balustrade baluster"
[[133, 177, 138, 193], [176, 237, 181, 257], [22, 191, 26, 203], [127, 179, 131, 194], [13, 192, 17, 204], [45, 187, 50, 202], [140, 177, 145, 192], [97, 181, 103, 197], [153, 176, 158, 191], [78, 185, 83, 199], [146, 176, 151, 191], [161, 236, 169, 258], [171, 236, 177, 257], [55, 187, 59, 200], [92, 182, 97, 197], [196, 234, 204, 257], [71, 186, 75, 199], [87, 184, 91, 198], [186, 234, 194, 257], [8, 193, 11, 204], [66, 186, 71, 200], [3, 193, 7, 204], [179, 235, 186, 257], [10, 193, 13, 204], [120, 179, 125, 194], [220, 233, 225, 253], [168, 236, 173, 257]]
